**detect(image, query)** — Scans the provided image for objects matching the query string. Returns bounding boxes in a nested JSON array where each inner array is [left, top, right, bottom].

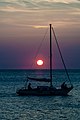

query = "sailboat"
[[16, 24, 73, 96]]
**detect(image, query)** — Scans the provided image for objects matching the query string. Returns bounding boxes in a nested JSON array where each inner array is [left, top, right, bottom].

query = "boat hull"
[[16, 86, 73, 96]]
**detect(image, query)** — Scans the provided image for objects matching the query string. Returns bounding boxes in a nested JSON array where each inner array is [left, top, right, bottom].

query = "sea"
[[0, 69, 80, 120]]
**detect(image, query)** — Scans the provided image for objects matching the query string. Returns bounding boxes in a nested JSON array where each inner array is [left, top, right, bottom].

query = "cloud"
[[0, 0, 80, 12], [33, 25, 48, 29], [47, 0, 80, 4]]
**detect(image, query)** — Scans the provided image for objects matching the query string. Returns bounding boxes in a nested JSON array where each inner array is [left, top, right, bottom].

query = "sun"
[[37, 60, 43, 66]]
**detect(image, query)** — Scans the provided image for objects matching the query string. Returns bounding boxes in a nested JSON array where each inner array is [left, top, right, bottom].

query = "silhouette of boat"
[[16, 24, 73, 96]]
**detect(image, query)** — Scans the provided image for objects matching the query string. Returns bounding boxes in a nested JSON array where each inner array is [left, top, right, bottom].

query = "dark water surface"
[[0, 69, 80, 120]]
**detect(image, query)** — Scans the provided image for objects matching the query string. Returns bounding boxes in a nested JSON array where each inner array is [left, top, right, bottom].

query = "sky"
[[0, 0, 80, 69]]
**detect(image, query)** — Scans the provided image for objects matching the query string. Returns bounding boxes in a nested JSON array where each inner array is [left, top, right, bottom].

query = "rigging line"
[[52, 27, 72, 85], [30, 27, 49, 69]]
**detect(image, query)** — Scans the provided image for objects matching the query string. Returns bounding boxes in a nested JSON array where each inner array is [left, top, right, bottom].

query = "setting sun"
[[37, 60, 43, 66]]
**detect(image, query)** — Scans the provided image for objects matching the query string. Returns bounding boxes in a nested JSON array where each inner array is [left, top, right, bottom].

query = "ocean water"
[[0, 69, 80, 120]]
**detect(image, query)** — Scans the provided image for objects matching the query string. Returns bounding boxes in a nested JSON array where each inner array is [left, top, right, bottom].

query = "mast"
[[50, 24, 52, 87]]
